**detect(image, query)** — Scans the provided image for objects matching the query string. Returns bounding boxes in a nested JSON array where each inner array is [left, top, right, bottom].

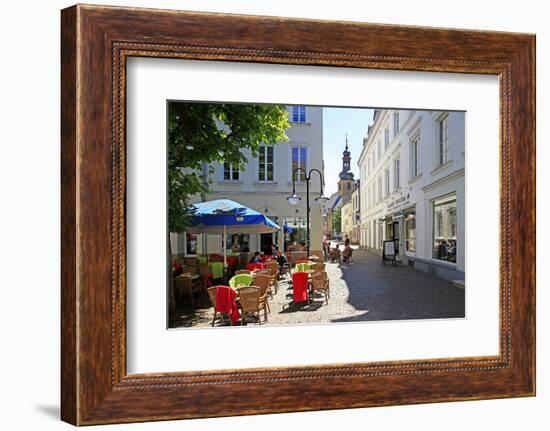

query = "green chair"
[[229, 273, 253, 289], [210, 261, 225, 280], [295, 262, 313, 272]]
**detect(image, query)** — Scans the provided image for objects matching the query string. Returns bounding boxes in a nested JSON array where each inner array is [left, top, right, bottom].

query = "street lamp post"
[[287, 167, 328, 257]]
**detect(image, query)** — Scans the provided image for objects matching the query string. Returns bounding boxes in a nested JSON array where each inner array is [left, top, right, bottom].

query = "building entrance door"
[[392, 221, 400, 255]]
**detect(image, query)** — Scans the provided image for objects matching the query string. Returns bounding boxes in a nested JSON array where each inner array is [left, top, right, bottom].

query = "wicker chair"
[[312, 262, 326, 272], [234, 269, 251, 275], [180, 265, 197, 275], [342, 246, 354, 263], [330, 248, 341, 263], [198, 264, 212, 291], [174, 274, 202, 306], [207, 286, 236, 326], [265, 260, 280, 285], [253, 274, 273, 311], [255, 270, 277, 295], [310, 249, 324, 261], [238, 286, 263, 325], [184, 257, 197, 266], [311, 271, 330, 303], [290, 252, 307, 265]]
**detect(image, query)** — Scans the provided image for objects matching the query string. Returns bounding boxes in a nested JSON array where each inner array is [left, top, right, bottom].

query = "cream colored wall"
[[341, 201, 353, 240], [179, 105, 324, 255], [357, 109, 465, 271]]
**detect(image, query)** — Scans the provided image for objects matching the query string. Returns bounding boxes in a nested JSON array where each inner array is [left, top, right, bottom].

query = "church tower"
[[337, 134, 355, 202]]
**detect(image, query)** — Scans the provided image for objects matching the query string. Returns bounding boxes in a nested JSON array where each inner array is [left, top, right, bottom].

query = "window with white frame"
[[432, 194, 457, 263], [410, 135, 420, 178], [291, 105, 306, 123], [185, 232, 198, 256], [393, 112, 400, 135], [384, 168, 390, 197], [223, 162, 240, 181], [384, 128, 390, 150], [258, 145, 274, 181], [394, 158, 400, 190], [405, 213, 416, 252], [377, 140, 382, 160], [377, 176, 382, 203], [291, 146, 308, 181], [437, 114, 450, 166]]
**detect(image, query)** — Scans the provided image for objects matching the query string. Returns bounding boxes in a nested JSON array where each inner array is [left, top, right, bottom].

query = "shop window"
[[405, 213, 416, 252], [186, 233, 198, 255], [284, 217, 309, 250], [432, 195, 457, 262], [226, 234, 250, 253]]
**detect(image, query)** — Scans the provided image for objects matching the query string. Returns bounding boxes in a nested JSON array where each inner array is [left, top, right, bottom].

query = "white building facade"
[[358, 109, 465, 281], [172, 105, 324, 256]]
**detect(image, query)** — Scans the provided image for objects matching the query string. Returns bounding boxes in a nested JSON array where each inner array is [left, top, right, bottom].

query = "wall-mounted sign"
[[386, 193, 410, 212]]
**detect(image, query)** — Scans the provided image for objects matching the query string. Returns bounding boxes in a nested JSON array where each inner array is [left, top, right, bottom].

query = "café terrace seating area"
[[171, 249, 333, 327]]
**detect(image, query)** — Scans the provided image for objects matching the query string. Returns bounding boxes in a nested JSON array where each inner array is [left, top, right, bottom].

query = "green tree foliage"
[[168, 102, 290, 233], [333, 204, 342, 235]]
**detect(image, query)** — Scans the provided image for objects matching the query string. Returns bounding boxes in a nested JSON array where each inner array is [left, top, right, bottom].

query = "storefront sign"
[[386, 193, 410, 211]]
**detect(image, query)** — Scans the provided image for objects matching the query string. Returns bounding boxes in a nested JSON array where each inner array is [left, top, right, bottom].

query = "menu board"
[[384, 240, 395, 256]]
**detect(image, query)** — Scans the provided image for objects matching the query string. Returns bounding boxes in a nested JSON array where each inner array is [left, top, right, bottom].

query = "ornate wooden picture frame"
[[61, 4, 535, 425]]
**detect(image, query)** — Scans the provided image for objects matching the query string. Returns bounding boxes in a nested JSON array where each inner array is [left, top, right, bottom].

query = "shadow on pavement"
[[335, 250, 465, 322]]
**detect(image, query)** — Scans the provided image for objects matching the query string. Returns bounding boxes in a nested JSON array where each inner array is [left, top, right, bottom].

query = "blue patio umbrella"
[[187, 199, 280, 268], [283, 224, 293, 234]]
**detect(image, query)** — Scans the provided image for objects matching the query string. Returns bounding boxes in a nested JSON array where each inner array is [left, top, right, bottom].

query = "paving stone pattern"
[[169, 248, 465, 329]]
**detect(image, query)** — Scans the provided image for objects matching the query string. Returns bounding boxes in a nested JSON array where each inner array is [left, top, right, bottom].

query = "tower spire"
[[345, 133, 349, 151]]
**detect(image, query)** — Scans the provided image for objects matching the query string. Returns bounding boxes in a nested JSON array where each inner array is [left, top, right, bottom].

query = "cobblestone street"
[[170, 247, 465, 329]]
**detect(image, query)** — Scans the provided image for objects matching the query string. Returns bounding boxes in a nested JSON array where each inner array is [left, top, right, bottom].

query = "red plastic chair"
[[209, 253, 224, 262], [226, 256, 238, 268], [246, 262, 265, 271], [292, 272, 309, 304]]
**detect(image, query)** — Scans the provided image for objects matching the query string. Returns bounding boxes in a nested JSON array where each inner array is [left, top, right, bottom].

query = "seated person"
[[274, 250, 289, 278], [275, 249, 286, 265], [342, 244, 353, 262], [330, 244, 341, 262], [249, 251, 262, 264]]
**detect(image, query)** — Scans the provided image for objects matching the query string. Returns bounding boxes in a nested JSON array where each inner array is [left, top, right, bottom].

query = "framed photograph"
[[61, 4, 535, 425]]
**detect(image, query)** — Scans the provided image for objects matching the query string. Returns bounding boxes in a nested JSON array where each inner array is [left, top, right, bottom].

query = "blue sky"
[[322, 107, 374, 196]]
